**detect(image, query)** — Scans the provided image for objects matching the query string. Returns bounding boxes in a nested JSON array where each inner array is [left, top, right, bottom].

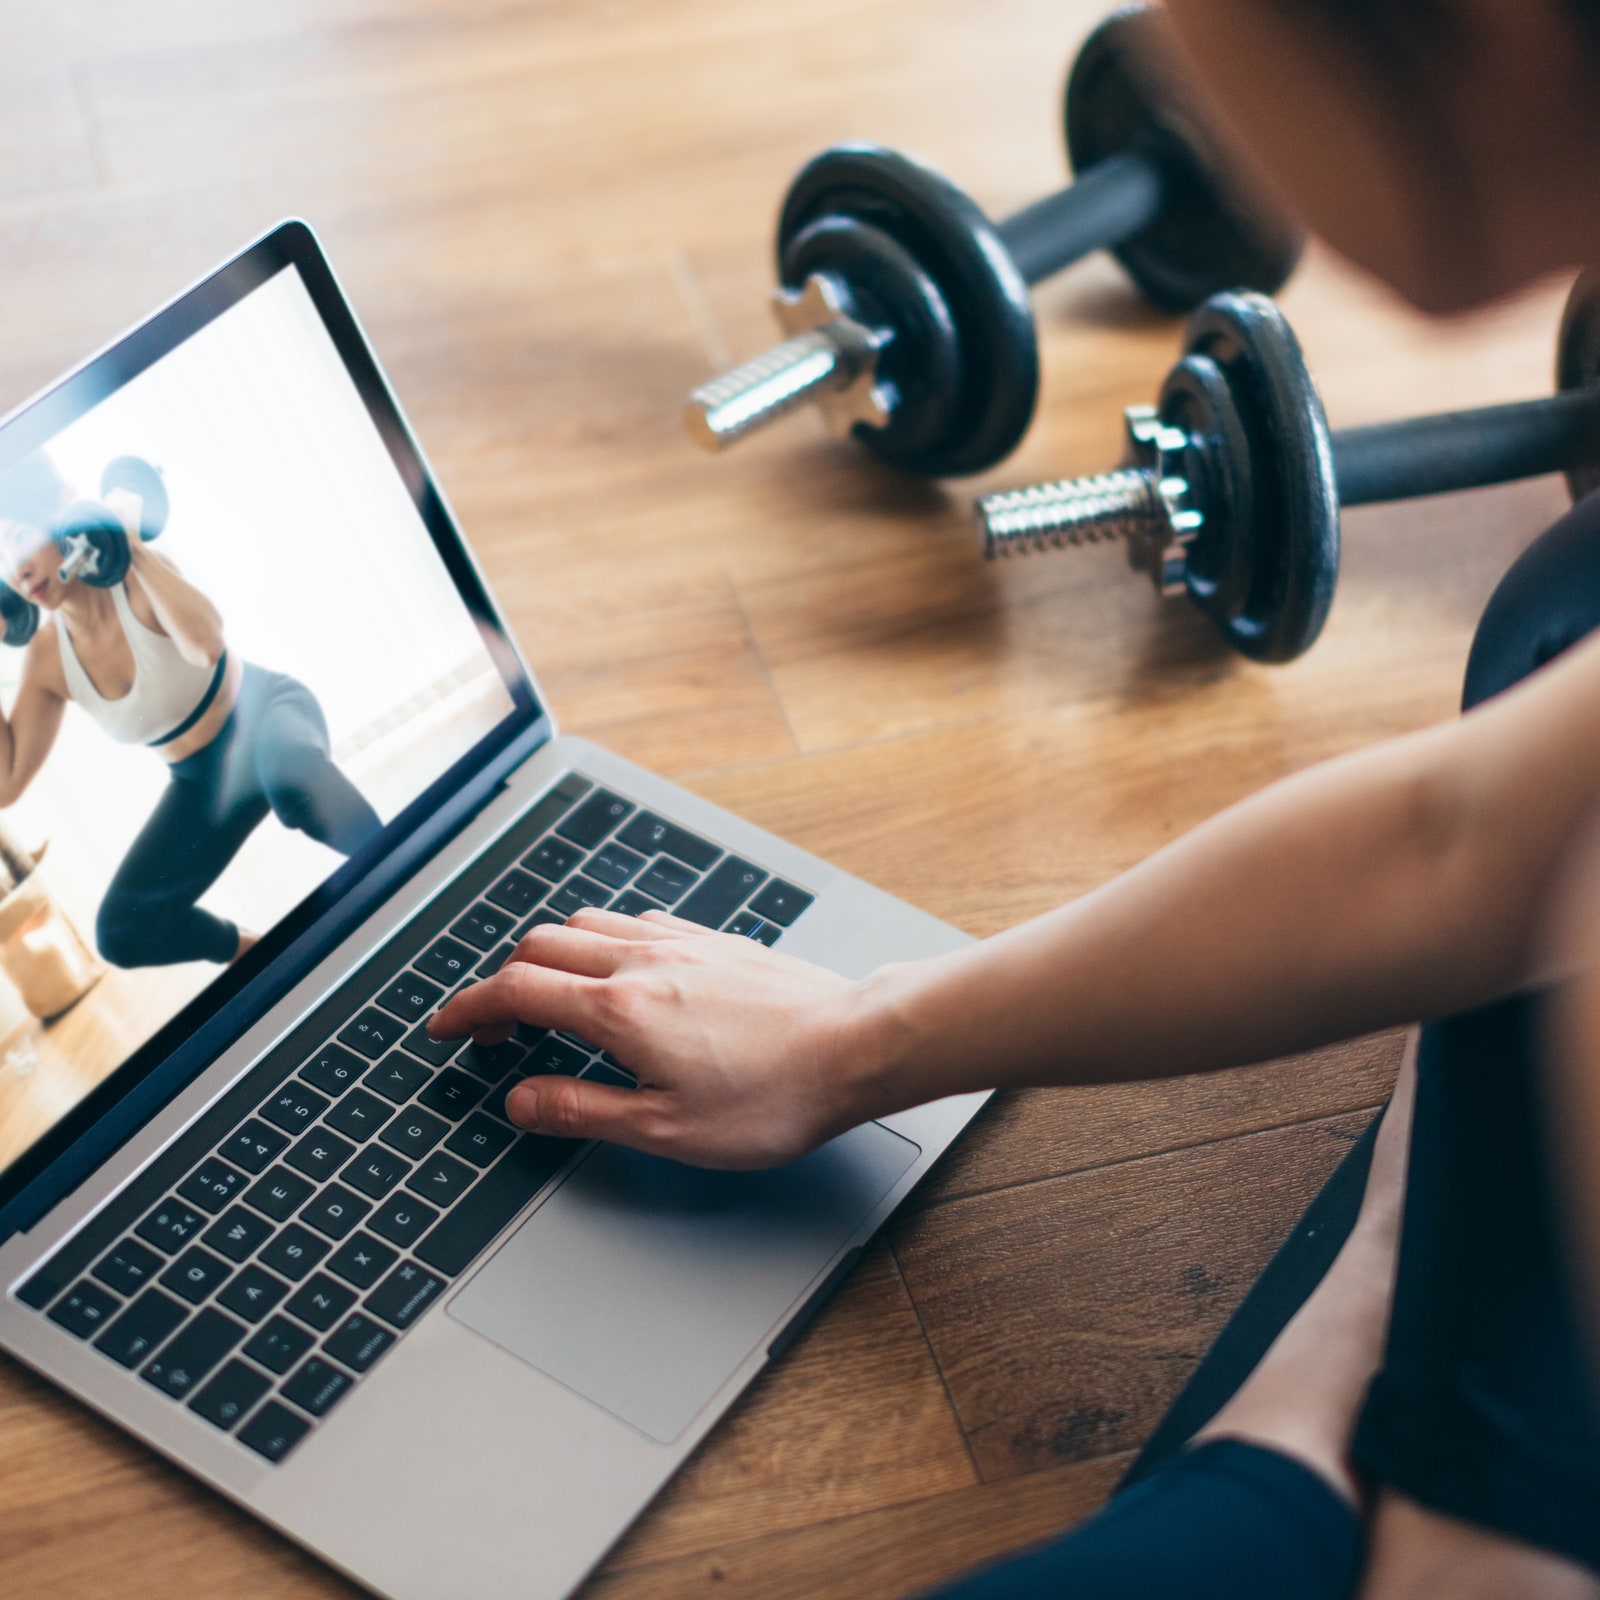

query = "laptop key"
[[415, 935, 477, 988], [556, 789, 634, 849], [189, 1358, 272, 1432], [257, 1223, 329, 1283], [48, 1280, 120, 1340], [609, 889, 663, 918], [298, 1043, 367, 1098], [300, 1184, 371, 1243], [406, 1151, 476, 1207], [524, 1037, 587, 1076], [456, 1039, 525, 1083], [323, 1312, 394, 1374], [202, 1205, 274, 1264], [93, 1288, 187, 1369], [515, 907, 565, 937], [748, 879, 814, 927], [243, 1315, 315, 1375], [339, 1008, 406, 1061], [725, 910, 781, 946], [281, 1356, 352, 1418], [238, 1399, 311, 1463], [585, 842, 646, 889], [159, 1245, 234, 1306], [677, 856, 768, 929], [284, 1128, 357, 1184], [616, 811, 720, 871], [323, 1086, 393, 1142], [547, 877, 612, 917], [451, 902, 516, 952], [378, 1106, 448, 1161], [326, 1232, 397, 1291], [217, 1264, 290, 1324], [135, 1200, 207, 1255], [523, 834, 584, 882], [445, 1113, 515, 1168], [92, 1239, 164, 1297], [365, 1261, 445, 1330], [243, 1165, 315, 1223], [142, 1307, 246, 1399], [217, 1119, 288, 1175], [177, 1157, 249, 1215], [413, 1135, 575, 1278], [485, 867, 546, 918], [260, 1080, 330, 1135], [284, 1273, 356, 1333], [476, 942, 515, 978], [342, 1144, 409, 1201], [366, 1192, 439, 1249], [401, 1023, 458, 1068], [634, 857, 697, 906], [368, 1051, 435, 1100], [418, 1068, 486, 1122], [375, 970, 444, 1025]]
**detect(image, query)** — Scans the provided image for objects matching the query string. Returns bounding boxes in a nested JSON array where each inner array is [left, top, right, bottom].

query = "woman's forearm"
[[127, 546, 224, 666], [855, 638, 1600, 1112]]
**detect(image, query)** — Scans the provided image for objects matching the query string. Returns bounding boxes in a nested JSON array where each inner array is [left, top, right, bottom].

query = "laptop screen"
[[0, 225, 542, 1206]]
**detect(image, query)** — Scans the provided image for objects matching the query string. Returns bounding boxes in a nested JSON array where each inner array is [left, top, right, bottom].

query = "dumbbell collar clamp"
[[1119, 405, 1203, 596], [770, 273, 894, 436]]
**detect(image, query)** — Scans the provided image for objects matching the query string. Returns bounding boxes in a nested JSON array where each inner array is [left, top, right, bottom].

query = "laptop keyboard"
[[15, 773, 814, 1466]]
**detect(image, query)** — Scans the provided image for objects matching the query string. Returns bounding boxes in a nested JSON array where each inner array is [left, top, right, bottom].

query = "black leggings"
[[923, 489, 1600, 1598], [96, 664, 382, 967]]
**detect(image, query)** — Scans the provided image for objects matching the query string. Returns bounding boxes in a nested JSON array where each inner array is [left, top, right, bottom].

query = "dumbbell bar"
[[1, 456, 168, 649], [973, 274, 1600, 663], [685, 3, 1302, 478]]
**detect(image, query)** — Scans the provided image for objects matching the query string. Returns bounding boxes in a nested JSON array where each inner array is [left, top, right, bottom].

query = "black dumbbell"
[[684, 3, 1303, 477], [0, 456, 169, 647], [974, 275, 1600, 663]]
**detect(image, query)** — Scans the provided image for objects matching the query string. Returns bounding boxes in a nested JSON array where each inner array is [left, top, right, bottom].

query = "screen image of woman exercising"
[[0, 262, 518, 1173], [0, 449, 383, 970]]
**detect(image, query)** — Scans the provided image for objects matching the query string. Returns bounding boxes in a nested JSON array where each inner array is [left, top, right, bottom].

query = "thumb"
[[503, 1073, 659, 1149]]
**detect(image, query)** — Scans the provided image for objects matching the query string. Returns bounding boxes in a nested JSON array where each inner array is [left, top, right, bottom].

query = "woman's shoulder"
[[22, 618, 67, 696]]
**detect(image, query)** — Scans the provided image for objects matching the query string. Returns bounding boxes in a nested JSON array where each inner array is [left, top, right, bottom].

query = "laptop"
[[0, 221, 987, 1599]]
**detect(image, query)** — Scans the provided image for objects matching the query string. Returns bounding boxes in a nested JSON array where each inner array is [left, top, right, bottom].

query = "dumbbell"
[[0, 456, 169, 648], [973, 273, 1600, 663], [684, 3, 1302, 477]]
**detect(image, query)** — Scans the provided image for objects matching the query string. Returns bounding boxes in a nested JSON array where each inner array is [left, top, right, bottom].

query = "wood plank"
[[583, 1453, 1129, 1600], [892, 1112, 1373, 1482], [923, 1030, 1403, 1205]]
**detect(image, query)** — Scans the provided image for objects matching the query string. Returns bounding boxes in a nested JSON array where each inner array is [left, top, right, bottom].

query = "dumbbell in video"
[[973, 274, 1600, 663], [685, 2, 1303, 476], [0, 455, 169, 648]]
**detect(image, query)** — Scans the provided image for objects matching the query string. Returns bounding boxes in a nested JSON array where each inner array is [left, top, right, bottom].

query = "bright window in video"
[[0, 263, 516, 1173]]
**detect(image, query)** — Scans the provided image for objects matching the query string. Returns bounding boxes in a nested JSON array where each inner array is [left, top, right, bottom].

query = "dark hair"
[[0, 452, 68, 531]]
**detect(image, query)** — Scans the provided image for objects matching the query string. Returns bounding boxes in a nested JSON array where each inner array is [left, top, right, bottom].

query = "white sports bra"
[[55, 582, 220, 746]]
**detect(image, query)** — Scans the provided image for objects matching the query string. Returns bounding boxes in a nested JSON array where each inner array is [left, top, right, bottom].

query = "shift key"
[[413, 1136, 576, 1277]]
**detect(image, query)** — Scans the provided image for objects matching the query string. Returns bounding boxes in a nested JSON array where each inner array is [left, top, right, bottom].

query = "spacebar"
[[414, 1134, 577, 1277]]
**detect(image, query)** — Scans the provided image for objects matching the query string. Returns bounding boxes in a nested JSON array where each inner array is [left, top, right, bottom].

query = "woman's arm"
[[432, 623, 1600, 1168], [0, 634, 67, 807], [122, 542, 225, 668]]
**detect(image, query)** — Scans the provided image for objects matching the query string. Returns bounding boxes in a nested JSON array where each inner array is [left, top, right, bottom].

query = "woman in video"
[[0, 451, 381, 968]]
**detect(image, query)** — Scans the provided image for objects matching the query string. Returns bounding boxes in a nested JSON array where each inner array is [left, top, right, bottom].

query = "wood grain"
[[0, 0, 1570, 1594]]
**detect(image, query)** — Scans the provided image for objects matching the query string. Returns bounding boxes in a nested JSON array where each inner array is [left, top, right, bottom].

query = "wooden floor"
[[0, 0, 1577, 1594]]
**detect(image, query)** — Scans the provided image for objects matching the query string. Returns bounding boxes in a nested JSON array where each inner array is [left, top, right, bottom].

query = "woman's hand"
[[429, 908, 892, 1169]]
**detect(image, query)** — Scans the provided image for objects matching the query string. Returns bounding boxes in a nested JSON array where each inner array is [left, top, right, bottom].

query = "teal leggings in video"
[[96, 664, 382, 967]]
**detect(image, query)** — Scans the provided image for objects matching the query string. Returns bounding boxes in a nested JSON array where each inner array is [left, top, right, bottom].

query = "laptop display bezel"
[[0, 219, 553, 1238]]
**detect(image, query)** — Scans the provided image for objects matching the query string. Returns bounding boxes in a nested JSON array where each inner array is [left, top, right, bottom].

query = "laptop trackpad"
[[447, 1121, 921, 1444]]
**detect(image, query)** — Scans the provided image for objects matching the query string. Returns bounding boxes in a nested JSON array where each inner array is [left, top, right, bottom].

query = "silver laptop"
[[0, 222, 986, 1599]]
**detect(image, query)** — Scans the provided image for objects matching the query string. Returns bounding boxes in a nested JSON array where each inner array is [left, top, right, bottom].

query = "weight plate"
[[1174, 292, 1338, 662], [100, 454, 168, 541], [1064, 4, 1304, 311], [778, 144, 1037, 476], [1556, 268, 1600, 503]]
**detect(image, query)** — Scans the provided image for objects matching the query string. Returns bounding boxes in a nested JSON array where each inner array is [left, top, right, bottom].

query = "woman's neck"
[[55, 582, 114, 637]]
